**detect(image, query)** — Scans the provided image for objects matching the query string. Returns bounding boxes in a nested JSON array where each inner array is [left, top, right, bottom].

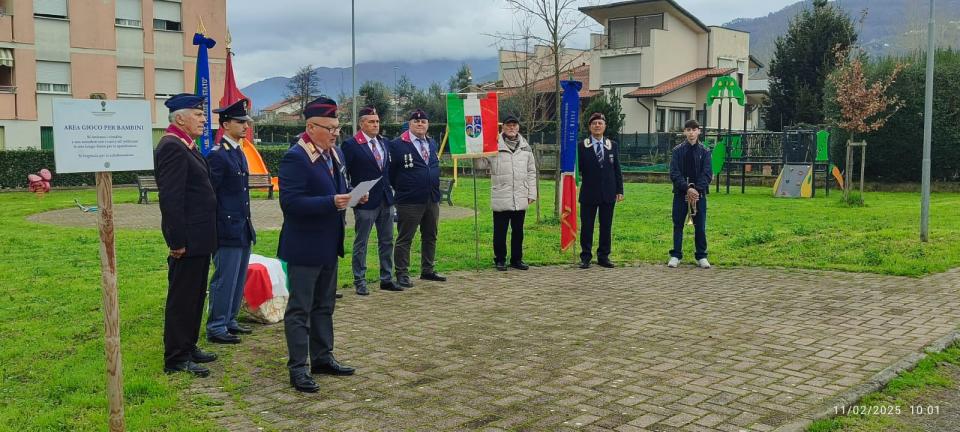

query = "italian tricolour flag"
[[446, 92, 499, 156]]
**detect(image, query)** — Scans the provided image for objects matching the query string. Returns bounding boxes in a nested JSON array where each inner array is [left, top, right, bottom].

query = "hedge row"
[[0, 150, 153, 189], [253, 121, 560, 145]]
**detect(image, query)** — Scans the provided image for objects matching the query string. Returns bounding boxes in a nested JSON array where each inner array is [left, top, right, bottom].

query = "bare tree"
[[501, 0, 591, 218], [496, 18, 554, 222], [286, 64, 320, 117]]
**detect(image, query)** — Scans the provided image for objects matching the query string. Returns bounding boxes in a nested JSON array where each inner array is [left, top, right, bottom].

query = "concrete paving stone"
[[184, 265, 960, 431]]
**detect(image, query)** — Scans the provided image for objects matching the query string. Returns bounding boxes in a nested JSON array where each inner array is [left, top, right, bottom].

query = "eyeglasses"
[[309, 123, 341, 135]]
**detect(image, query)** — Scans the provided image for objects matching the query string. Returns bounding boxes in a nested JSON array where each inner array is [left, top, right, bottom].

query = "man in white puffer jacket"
[[487, 115, 538, 271]]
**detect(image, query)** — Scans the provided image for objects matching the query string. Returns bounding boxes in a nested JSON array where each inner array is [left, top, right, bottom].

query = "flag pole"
[[473, 161, 480, 272]]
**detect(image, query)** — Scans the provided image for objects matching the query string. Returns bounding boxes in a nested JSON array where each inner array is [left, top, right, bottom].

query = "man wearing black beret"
[[155, 93, 219, 377], [388, 109, 446, 289]]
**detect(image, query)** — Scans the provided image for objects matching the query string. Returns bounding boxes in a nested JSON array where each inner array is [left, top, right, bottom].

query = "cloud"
[[228, 0, 797, 86]]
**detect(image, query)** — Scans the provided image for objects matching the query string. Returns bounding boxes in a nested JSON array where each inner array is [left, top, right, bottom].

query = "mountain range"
[[242, 58, 499, 112], [242, 0, 960, 111], [725, 0, 960, 75]]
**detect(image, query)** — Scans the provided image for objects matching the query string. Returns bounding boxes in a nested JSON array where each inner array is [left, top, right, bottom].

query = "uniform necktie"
[[323, 149, 334, 178], [370, 139, 383, 170], [594, 141, 603, 163], [418, 138, 430, 162]]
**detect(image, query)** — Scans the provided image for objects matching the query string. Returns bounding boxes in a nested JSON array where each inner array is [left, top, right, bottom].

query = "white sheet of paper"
[[348, 178, 380, 208]]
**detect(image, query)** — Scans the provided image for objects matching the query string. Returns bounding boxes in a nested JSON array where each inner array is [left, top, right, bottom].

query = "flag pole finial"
[[197, 16, 207, 35], [226, 28, 232, 50]]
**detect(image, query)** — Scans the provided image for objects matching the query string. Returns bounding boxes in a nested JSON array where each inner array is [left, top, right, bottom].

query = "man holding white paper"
[[343, 107, 399, 295]]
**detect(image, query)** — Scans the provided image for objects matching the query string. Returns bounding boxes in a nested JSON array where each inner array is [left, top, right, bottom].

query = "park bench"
[[248, 174, 274, 200], [137, 173, 275, 204], [136, 175, 158, 204], [439, 178, 454, 206]]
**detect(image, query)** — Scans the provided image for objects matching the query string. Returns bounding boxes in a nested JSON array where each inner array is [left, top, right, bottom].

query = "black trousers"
[[493, 210, 526, 264], [394, 202, 440, 277], [284, 263, 338, 376], [579, 202, 615, 263], [164, 254, 211, 366]]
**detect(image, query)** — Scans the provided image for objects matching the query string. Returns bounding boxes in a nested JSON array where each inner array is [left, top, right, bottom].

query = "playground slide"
[[830, 165, 844, 190], [240, 138, 279, 190]]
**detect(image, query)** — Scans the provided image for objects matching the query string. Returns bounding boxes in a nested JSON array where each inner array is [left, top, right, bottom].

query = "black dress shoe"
[[355, 284, 369, 296], [290, 374, 320, 393], [164, 361, 210, 377], [579, 261, 591, 269], [420, 272, 447, 282], [380, 281, 404, 291], [311, 358, 356, 376], [509, 261, 529, 270], [495, 261, 508, 271], [227, 325, 252, 335], [207, 333, 241, 344], [336, 292, 343, 298], [190, 347, 218, 363], [397, 276, 414, 288], [598, 259, 615, 268]]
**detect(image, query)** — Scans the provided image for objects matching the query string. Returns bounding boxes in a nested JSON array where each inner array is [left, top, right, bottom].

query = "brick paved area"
[[186, 264, 960, 431], [26, 200, 473, 230]]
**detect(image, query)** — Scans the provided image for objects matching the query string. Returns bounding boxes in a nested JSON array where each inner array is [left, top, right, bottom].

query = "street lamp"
[[920, 0, 935, 241]]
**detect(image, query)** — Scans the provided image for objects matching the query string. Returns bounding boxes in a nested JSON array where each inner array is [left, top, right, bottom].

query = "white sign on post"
[[52, 99, 153, 173], [51, 98, 154, 431]]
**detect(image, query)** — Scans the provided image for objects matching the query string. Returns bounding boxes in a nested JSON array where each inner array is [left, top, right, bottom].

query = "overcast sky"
[[227, 0, 798, 87]]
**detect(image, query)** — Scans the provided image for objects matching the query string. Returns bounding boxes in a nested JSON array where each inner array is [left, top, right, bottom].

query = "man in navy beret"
[[203, 99, 256, 345], [578, 112, 624, 269], [278, 96, 364, 392], [155, 93, 219, 377], [388, 109, 446, 289]]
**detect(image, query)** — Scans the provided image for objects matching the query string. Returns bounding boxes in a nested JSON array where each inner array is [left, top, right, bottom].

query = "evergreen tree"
[[358, 81, 394, 123], [764, 0, 857, 131], [447, 63, 473, 93], [580, 88, 624, 139]]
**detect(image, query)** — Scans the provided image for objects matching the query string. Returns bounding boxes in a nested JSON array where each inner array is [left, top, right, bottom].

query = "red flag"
[[219, 48, 272, 180], [560, 174, 578, 251], [216, 49, 253, 144]]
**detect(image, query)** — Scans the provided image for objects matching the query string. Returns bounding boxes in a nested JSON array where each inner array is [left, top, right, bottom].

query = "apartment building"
[[580, 0, 767, 134], [0, 0, 227, 150]]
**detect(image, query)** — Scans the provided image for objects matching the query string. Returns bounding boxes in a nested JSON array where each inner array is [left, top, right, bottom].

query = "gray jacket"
[[488, 133, 537, 212]]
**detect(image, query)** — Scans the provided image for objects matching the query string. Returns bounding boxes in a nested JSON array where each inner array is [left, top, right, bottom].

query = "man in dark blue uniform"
[[342, 107, 400, 295], [388, 109, 446, 288], [204, 99, 256, 344], [278, 96, 362, 393], [668, 119, 712, 269], [155, 93, 219, 377], [578, 112, 624, 269]]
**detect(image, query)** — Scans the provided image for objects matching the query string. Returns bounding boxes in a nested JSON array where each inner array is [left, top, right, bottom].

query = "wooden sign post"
[[96, 171, 125, 431], [52, 99, 154, 432]]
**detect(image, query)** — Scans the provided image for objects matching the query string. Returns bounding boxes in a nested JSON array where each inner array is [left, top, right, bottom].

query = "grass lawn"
[[807, 344, 960, 432], [1, 179, 959, 431]]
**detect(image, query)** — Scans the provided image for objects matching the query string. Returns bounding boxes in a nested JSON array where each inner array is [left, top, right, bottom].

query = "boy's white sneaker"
[[697, 258, 711, 269], [667, 257, 680, 268]]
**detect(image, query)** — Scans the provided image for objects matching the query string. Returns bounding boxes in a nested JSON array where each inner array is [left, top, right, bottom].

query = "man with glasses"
[[278, 96, 364, 393], [388, 109, 446, 289], [342, 107, 400, 295]]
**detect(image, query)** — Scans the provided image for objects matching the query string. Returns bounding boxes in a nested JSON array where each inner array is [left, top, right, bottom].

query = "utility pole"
[[394, 66, 399, 123], [920, 0, 935, 242], [351, 0, 357, 134]]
